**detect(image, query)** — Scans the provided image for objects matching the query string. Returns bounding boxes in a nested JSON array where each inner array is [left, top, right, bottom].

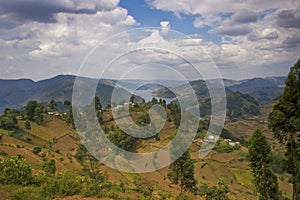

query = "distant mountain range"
[[0, 75, 286, 115], [153, 76, 286, 120], [226, 76, 286, 102], [0, 75, 141, 113], [154, 76, 286, 102]]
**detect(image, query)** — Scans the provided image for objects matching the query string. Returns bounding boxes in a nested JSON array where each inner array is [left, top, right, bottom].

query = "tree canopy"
[[268, 58, 300, 200], [248, 129, 279, 200]]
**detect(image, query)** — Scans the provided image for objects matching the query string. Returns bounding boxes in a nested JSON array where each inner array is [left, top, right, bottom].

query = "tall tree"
[[248, 129, 279, 200], [268, 58, 300, 200], [168, 150, 197, 193], [24, 100, 38, 120]]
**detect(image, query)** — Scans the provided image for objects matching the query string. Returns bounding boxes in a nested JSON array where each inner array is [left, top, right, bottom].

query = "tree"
[[25, 120, 31, 129], [94, 96, 102, 111], [248, 129, 279, 200], [49, 99, 57, 111], [25, 100, 38, 120], [168, 150, 197, 193], [65, 105, 75, 129], [107, 128, 138, 152], [130, 95, 135, 103], [0, 115, 18, 130], [268, 58, 300, 200], [34, 106, 44, 125], [64, 100, 71, 107]]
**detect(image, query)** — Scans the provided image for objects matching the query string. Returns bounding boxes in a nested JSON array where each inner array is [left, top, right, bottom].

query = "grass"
[[20, 116, 75, 142], [9, 186, 43, 200], [229, 168, 254, 189], [235, 150, 248, 162]]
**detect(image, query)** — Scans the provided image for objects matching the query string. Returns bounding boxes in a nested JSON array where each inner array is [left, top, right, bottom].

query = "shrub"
[[197, 182, 229, 200], [215, 143, 234, 153], [41, 172, 81, 199], [0, 156, 33, 185], [32, 146, 42, 154], [25, 120, 31, 129], [134, 176, 154, 197], [42, 159, 56, 175]]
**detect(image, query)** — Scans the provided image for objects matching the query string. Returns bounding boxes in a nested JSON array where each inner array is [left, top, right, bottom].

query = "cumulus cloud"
[[248, 28, 279, 41], [145, 0, 300, 79], [160, 21, 170, 34], [0, 0, 138, 80], [1, 0, 299, 80], [0, 0, 120, 28]]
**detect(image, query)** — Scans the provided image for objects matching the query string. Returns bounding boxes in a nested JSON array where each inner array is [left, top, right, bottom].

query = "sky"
[[0, 0, 299, 81]]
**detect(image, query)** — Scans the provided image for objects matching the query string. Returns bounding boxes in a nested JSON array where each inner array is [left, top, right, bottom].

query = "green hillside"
[[0, 100, 293, 200]]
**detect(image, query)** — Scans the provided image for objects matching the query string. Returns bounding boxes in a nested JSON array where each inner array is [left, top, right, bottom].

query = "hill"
[[0, 100, 293, 199], [227, 76, 285, 102], [0, 75, 141, 113], [153, 79, 261, 120], [0, 75, 285, 115]]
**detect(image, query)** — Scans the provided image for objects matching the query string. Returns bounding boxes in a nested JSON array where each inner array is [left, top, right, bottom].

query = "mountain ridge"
[[0, 75, 286, 113]]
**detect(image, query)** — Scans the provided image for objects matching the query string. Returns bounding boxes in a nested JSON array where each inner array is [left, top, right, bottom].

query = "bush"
[[32, 146, 42, 154], [215, 143, 234, 153], [134, 176, 154, 197], [25, 120, 31, 129], [0, 156, 33, 185], [42, 159, 56, 175], [197, 182, 229, 200], [0, 150, 8, 156], [41, 172, 81, 199]]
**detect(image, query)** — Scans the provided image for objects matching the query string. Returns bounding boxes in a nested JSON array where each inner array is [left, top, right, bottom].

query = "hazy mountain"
[[227, 76, 286, 102], [0, 75, 286, 115], [0, 75, 141, 113], [154, 76, 286, 103], [153, 77, 286, 120]]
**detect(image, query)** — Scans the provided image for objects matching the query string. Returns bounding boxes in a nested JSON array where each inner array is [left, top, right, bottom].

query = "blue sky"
[[120, 0, 223, 43], [0, 0, 299, 80]]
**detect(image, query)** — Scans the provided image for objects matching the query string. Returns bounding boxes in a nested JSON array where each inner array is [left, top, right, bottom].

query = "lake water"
[[134, 89, 175, 104]]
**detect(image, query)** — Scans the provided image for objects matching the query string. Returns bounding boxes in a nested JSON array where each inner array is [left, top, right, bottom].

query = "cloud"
[[0, 0, 138, 80], [0, 0, 299, 81], [247, 28, 279, 41], [0, 0, 120, 28], [281, 33, 300, 50], [276, 7, 300, 29], [193, 15, 222, 28], [231, 9, 258, 24], [211, 24, 253, 36], [160, 21, 170, 34]]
